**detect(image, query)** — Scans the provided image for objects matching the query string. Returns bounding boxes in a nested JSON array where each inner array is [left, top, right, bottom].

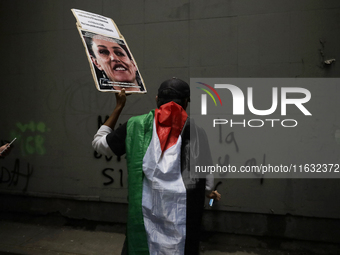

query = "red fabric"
[[155, 102, 188, 152]]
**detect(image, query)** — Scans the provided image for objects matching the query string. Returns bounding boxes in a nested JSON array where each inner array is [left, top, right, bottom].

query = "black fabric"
[[181, 119, 211, 255], [106, 122, 127, 157]]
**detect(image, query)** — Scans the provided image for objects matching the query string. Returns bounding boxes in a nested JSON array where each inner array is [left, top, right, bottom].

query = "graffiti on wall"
[[10, 121, 50, 156], [94, 115, 124, 187], [0, 158, 33, 192], [216, 126, 266, 185]]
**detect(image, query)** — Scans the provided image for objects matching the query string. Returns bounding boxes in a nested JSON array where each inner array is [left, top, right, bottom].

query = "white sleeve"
[[92, 125, 114, 157], [205, 174, 214, 195]]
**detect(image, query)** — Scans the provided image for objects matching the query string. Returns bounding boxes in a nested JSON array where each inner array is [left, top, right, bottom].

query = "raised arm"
[[92, 89, 127, 156], [103, 89, 127, 129]]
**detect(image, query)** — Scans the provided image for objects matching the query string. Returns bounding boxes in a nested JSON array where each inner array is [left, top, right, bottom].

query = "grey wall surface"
[[1, 0, 340, 227]]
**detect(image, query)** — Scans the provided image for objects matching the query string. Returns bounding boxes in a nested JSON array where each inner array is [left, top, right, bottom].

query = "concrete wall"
[[1, 0, 340, 242]]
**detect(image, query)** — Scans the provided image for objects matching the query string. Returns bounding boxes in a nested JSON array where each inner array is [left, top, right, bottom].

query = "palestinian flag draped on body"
[[125, 101, 209, 255]]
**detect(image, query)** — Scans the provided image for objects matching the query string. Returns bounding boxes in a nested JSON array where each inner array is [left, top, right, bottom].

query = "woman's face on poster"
[[90, 36, 139, 91]]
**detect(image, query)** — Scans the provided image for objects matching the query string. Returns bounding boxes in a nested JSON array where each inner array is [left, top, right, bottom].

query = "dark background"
[[0, 0, 339, 244]]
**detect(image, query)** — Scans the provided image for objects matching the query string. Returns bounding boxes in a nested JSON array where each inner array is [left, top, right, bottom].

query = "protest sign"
[[71, 9, 146, 93]]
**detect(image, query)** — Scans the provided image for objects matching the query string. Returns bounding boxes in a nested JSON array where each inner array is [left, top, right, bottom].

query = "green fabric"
[[125, 110, 155, 255]]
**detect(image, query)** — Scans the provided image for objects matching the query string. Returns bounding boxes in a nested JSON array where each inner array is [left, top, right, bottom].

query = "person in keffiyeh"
[[92, 78, 221, 255]]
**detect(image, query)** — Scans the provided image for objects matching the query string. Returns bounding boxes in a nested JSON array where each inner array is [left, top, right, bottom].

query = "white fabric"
[[142, 120, 187, 255], [92, 125, 114, 157], [205, 174, 214, 191]]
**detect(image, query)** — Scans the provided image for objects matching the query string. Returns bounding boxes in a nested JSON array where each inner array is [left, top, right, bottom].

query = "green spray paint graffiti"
[[10, 121, 50, 156]]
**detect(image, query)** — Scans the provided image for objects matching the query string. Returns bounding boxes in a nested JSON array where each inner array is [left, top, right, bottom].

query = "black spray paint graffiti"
[[244, 154, 266, 184], [102, 168, 124, 187], [94, 116, 124, 187], [218, 127, 266, 183], [0, 158, 33, 192]]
